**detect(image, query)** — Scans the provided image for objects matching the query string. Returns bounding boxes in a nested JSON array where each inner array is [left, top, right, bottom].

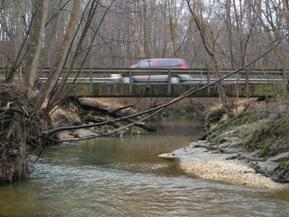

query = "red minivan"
[[122, 58, 191, 83]]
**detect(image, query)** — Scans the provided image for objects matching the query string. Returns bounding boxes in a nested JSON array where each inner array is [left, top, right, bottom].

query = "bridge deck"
[[1, 68, 288, 97]]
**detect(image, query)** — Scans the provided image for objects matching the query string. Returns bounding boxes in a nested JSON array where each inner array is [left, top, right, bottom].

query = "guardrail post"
[[89, 67, 93, 92], [234, 72, 239, 99], [18, 66, 23, 79], [246, 70, 249, 97], [129, 68, 132, 94], [206, 70, 210, 84], [207, 70, 211, 95], [168, 69, 172, 95], [281, 69, 286, 82]]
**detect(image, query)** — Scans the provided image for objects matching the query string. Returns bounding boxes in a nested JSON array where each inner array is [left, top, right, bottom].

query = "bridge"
[[1, 68, 288, 97]]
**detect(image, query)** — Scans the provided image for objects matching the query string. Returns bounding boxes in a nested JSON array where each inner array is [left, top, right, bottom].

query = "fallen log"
[[68, 97, 156, 132]]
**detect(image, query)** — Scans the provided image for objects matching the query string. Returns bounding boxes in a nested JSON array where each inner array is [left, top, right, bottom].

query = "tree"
[[23, 0, 49, 98], [186, 0, 233, 117], [35, 0, 80, 108]]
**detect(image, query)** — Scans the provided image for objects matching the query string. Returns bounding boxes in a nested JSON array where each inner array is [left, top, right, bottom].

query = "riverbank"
[[159, 141, 285, 189], [51, 97, 154, 141], [50, 97, 205, 141], [160, 98, 289, 189]]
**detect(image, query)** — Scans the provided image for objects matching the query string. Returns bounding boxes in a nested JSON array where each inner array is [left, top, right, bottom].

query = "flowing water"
[[0, 118, 289, 217]]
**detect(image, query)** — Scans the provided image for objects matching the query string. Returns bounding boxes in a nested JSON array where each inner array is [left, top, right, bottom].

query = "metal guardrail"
[[0, 67, 287, 96], [0, 67, 287, 85], [0, 67, 286, 74]]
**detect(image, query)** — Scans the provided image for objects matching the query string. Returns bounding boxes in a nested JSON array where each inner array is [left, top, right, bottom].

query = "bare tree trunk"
[[23, 0, 49, 99], [168, 0, 177, 56], [47, 0, 99, 109], [44, 0, 63, 70], [161, 1, 168, 57], [35, 0, 81, 109], [186, 0, 233, 117], [283, 0, 289, 27], [225, 0, 236, 68], [132, 1, 145, 58]]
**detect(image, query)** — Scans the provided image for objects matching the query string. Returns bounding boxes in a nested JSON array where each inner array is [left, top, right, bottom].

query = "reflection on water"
[[0, 118, 289, 217]]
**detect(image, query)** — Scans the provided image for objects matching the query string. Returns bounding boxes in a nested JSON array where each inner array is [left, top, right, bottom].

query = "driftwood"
[[67, 97, 156, 132]]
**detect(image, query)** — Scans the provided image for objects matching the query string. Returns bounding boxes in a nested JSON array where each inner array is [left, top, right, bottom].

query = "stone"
[[278, 104, 288, 114], [249, 150, 262, 158], [240, 153, 264, 162], [267, 152, 289, 162], [158, 153, 177, 160], [257, 161, 280, 174], [268, 112, 279, 120]]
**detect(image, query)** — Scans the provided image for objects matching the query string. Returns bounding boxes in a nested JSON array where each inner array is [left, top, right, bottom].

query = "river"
[[0, 118, 289, 217]]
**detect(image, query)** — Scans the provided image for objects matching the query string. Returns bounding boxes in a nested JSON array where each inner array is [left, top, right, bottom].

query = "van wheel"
[[122, 77, 130, 83], [170, 77, 180, 84]]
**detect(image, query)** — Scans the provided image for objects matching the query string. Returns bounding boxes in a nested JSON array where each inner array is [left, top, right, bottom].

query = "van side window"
[[157, 60, 181, 67], [139, 60, 152, 68]]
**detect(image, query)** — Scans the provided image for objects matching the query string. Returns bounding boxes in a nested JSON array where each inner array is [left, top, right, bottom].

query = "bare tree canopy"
[[1, 0, 289, 71]]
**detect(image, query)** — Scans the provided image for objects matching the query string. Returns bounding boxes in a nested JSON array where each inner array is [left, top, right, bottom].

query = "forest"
[[1, 0, 289, 70]]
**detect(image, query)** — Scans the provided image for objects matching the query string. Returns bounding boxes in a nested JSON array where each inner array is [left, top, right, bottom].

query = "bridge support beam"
[[65, 83, 286, 98]]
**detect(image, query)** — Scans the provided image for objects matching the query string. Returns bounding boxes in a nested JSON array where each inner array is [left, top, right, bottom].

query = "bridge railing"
[[1, 67, 288, 96], [0, 67, 287, 84]]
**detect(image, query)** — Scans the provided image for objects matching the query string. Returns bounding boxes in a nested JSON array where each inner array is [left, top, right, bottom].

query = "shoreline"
[[159, 140, 287, 189]]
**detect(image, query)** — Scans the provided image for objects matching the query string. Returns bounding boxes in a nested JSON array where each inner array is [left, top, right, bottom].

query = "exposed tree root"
[[0, 82, 50, 182]]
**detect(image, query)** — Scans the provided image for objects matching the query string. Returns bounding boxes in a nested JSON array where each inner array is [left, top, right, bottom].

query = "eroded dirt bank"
[[50, 97, 206, 141]]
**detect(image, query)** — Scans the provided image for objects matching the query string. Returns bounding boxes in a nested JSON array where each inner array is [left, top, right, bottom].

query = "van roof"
[[140, 58, 185, 61]]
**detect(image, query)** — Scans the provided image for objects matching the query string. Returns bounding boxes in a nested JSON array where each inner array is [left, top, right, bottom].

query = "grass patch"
[[282, 160, 289, 170], [253, 84, 287, 97], [259, 138, 274, 156], [243, 114, 289, 156], [207, 134, 225, 144], [206, 122, 219, 133], [229, 113, 250, 127]]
